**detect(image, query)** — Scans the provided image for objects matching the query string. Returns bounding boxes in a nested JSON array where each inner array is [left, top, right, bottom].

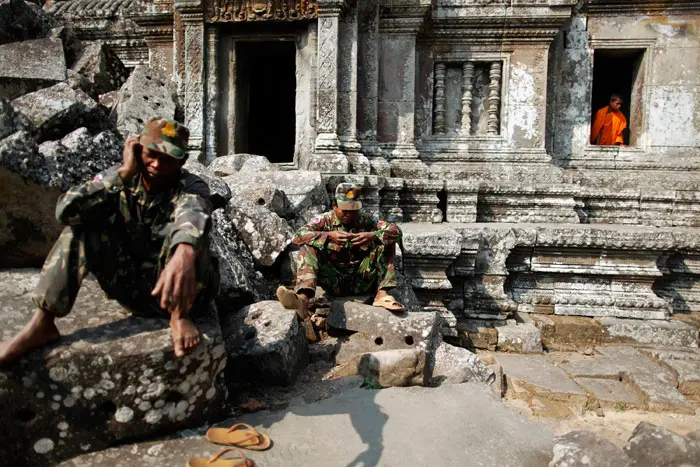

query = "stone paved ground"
[[480, 346, 700, 447], [62, 383, 554, 467]]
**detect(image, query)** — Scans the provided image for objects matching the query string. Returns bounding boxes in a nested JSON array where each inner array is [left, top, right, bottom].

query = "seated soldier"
[[277, 183, 404, 336], [0, 117, 218, 364]]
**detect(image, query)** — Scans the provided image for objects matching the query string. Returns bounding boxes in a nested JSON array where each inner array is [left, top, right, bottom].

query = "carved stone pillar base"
[[369, 157, 391, 177], [379, 177, 404, 222], [304, 133, 349, 172], [340, 136, 371, 174]]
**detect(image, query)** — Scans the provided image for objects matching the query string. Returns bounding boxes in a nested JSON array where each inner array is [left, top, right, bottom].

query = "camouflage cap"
[[139, 116, 190, 160], [335, 183, 362, 210]]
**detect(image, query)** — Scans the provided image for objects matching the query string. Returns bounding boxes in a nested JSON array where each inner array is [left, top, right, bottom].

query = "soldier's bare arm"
[[152, 178, 212, 314]]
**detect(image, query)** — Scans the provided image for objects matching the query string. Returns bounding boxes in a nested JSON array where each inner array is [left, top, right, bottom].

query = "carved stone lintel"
[[487, 61, 502, 136], [206, 0, 318, 22], [433, 62, 446, 135], [460, 62, 474, 135]]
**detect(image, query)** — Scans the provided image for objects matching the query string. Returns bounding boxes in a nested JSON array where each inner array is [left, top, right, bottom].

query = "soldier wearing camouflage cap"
[[277, 183, 404, 340], [0, 116, 218, 364]]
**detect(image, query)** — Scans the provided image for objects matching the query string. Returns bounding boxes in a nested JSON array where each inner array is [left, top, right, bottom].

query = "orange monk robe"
[[590, 106, 627, 145]]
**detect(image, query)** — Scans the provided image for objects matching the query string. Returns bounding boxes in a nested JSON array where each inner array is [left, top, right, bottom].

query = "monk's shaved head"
[[609, 93, 623, 102]]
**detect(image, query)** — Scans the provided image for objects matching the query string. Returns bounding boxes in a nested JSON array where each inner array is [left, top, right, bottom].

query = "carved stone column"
[[131, 2, 174, 78], [174, 0, 205, 159], [357, 0, 389, 175], [487, 61, 502, 136], [303, 0, 349, 173], [377, 15, 429, 178], [338, 4, 369, 174], [203, 26, 219, 164], [433, 62, 446, 134], [460, 62, 474, 135]]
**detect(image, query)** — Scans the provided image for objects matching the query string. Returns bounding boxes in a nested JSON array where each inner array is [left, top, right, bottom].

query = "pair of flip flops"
[[187, 423, 271, 467]]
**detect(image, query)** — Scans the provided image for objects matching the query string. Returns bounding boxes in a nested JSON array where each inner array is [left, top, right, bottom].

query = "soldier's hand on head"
[[118, 135, 141, 183], [350, 231, 376, 247], [328, 230, 352, 247], [151, 244, 197, 315]]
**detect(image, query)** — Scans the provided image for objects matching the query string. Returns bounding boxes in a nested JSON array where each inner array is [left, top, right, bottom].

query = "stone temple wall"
[[44, 0, 700, 343]]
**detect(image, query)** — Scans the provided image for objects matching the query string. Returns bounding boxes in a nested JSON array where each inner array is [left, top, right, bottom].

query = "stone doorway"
[[235, 41, 296, 163]]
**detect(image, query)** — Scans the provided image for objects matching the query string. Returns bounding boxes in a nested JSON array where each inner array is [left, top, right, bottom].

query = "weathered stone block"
[[114, 66, 178, 138], [223, 301, 308, 386], [224, 177, 289, 219], [71, 40, 129, 98], [209, 210, 256, 311], [551, 431, 632, 467], [0, 37, 66, 100], [208, 154, 258, 176], [0, 98, 34, 140], [239, 155, 274, 172], [330, 348, 429, 388], [183, 160, 231, 211], [431, 342, 496, 386], [0, 0, 54, 45], [225, 199, 294, 267], [12, 82, 107, 142], [328, 301, 441, 356], [599, 317, 698, 348], [623, 422, 700, 467], [0, 271, 226, 466], [496, 321, 543, 353]]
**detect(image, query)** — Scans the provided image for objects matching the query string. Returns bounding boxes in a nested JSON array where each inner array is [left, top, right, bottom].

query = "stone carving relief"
[[207, 0, 318, 22], [433, 60, 503, 136]]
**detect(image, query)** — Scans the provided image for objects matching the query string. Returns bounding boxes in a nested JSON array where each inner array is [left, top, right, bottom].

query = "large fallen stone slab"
[[0, 0, 54, 45], [239, 155, 274, 172], [599, 317, 699, 348], [222, 301, 308, 386], [60, 384, 555, 467], [209, 210, 256, 311], [640, 348, 700, 402], [114, 66, 178, 138], [0, 37, 66, 100], [330, 348, 429, 388], [0, 98, 34, 140], [0, 270, 226, 466], [225, 170, 329, 227], [329, 301, 441, 357], [71, 40, 129, 98], [0, 128, 122, 267], [495, 354, 588, 407], [225, 198, 294, 267], [623, 422, 700, 467], [573, 377, 644, 409], [496, 320, 543, 353], [596, 346, 695, 414], [183, 160, 231, 210], [225, 177, 289, 218], [209, 153, 258, 176], [12, 82, 107, 142], [432, 342, 496, 385], [550, 431, 632, 467]]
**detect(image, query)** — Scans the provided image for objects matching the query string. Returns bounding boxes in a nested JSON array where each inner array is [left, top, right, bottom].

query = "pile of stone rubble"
[[0, 3, 494, 465]]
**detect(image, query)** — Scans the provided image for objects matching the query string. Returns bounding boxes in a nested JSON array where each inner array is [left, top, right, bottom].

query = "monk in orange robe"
[[590, 94, 627, 145]]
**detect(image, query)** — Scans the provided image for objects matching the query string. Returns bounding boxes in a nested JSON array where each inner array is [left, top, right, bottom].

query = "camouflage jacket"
[[56, 166, 212, 262], [292, 210, 401, 254]]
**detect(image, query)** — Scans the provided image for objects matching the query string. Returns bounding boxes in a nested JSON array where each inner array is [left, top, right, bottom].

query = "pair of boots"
[[276, 286, 318, 342]]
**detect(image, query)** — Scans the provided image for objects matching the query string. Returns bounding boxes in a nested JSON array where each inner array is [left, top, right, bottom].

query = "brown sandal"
[[372, 294, 405, 312], [187, 448, 257, 467], [206, 423, 272, 451]]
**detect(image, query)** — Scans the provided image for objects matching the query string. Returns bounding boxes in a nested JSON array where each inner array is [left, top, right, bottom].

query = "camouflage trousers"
[[32, 225, 217, 318], [294, 242, 397, 297]]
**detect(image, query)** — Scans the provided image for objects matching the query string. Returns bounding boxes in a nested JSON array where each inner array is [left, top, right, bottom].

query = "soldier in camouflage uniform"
[[277, 183, 404, 338], [0, 117, 217, 363]]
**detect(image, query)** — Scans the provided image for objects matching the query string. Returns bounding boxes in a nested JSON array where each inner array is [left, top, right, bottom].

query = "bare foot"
[[169, 317, 200, 358], [0, 310, 60, 366]]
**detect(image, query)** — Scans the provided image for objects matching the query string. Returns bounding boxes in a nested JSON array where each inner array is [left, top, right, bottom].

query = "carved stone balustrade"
[[445, 180, 478, 223], [477, 184, 581, 224], [401, 179, 443, 223]]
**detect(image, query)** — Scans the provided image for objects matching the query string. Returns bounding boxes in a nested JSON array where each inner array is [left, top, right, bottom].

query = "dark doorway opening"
[[235, 41, 296, 163], [591, 49, 645, 146]]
